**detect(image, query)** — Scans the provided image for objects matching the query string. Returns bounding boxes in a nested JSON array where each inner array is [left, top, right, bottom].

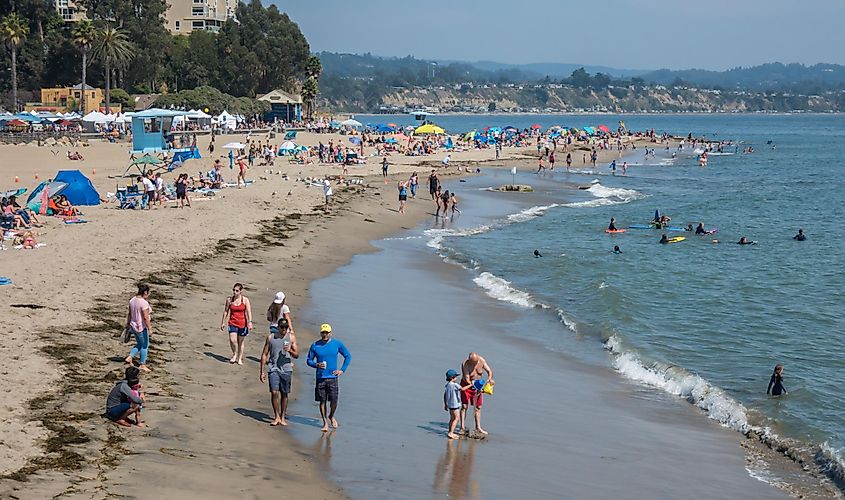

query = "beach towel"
[[64, 218, 88, 224], [0, 277, 12, 285]]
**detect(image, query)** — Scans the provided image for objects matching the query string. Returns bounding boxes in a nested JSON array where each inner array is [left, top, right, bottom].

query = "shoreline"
[[0, 126, 830, 497]]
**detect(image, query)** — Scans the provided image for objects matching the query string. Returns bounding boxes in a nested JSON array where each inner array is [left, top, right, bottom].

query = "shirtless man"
[[460, 352, 494, 435]]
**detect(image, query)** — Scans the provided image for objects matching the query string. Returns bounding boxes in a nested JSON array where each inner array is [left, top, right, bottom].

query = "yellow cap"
[[320, 323, 332, 333]]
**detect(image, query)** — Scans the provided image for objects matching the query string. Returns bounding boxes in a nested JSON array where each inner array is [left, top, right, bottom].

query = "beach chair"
[[284, 131, 297, 140], [115, 185, 147, 210]]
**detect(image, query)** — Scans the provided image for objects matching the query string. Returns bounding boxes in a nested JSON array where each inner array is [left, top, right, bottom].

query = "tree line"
[[1, 0, 319, 115]]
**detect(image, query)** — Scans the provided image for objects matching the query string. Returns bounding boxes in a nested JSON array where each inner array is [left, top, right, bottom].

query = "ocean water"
[[425, 113, 845, 482]]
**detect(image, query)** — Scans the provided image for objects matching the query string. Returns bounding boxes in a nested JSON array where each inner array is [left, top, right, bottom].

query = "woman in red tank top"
[[220, 283, 253, 364]]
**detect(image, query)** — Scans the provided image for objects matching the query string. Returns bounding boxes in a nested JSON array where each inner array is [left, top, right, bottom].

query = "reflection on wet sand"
[[433, 439, 480, 499]]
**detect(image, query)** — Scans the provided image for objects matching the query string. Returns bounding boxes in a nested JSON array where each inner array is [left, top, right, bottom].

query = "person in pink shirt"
[[124, 284, 153, 372]]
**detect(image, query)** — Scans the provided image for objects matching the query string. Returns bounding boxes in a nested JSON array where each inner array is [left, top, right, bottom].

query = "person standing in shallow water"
[[220, 283, 253, 365], [307, 323, 351, 432], [460, 352, 494, 435], [260, 317, 298, 426], [767, 364, 788, 396]]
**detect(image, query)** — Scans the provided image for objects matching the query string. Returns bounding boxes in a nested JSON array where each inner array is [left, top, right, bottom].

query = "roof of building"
[[132, 94, 161, 111], [71, 83, 97, 90], [257, 89, 302, 104]]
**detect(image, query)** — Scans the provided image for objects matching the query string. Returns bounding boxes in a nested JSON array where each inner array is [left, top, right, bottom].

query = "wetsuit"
[[608, 222, 617, 231], [767, 374, 787, 396], [793, 233, 806, 241], [696, 226, 706, 235]]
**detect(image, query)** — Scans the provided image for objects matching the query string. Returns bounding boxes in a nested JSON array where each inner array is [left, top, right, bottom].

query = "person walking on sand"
[[124, 284, 153, 372], [767, 364, 788, 396], [460, 352, 494, 435], [307, 323, 351, 432], [323, 178, 333, 212], [536, 156, 546, 173], [220, 283, 253, 365], [382, 157, 389, 180], [175, 173, 191, 208], [398, 180, 409, 214], [266, 291, 295, 335], [409, 172, 418, 198], [444, 369, 462, 439], [237, 156, 248, 188], [259, 317, 299, 426]]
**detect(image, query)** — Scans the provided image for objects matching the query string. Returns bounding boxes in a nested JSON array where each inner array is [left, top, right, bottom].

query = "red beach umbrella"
[[530, 124, 542, 129], [598, 125, 611, 133]]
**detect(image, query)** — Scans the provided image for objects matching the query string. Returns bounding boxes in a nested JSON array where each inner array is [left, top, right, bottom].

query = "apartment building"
[[165, 0, 237, 34], [54, 0, 86, 22], [54, 0, 236, 34]]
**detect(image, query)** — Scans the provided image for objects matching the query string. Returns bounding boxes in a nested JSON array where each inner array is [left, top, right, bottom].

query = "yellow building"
[[25, 84, 120, 114], [165, 0, 237, 34], [54, 0, 86, 22]]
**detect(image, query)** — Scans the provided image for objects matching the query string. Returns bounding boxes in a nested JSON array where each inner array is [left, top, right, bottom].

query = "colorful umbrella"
[[415, 124, 445, 135], [530, 124, 542, 129], [598, 125, 611, 133]]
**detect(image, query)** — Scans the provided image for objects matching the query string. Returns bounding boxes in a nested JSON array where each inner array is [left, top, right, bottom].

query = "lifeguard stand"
[[122, 108, 200, 177]]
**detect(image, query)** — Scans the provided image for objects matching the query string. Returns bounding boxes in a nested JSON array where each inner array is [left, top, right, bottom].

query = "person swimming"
[[608, 218, 617, 231], [793, 229, 806, 241], [659, 234, 669, 244], [613, 245, 622, 254], [737, 236, 756, 245], [767, 364, 787, 396], [533, 250, 542, 258], [695, 222, 706, 235]]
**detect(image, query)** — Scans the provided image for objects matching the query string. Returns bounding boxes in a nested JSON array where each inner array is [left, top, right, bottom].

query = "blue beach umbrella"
[[348, 137, 362, 145]]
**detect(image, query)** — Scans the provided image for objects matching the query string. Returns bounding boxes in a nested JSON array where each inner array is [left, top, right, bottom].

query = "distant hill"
[[463, 61, 649, 79], [641, 63, 845, 90]]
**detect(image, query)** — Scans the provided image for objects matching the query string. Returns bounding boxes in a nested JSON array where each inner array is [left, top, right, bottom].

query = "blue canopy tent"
[[54, 170, 100, 205], [374, 124, 394, 133]]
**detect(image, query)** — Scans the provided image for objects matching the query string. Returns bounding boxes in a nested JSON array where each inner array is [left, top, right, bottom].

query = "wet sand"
[[290, 176, 790, 499]]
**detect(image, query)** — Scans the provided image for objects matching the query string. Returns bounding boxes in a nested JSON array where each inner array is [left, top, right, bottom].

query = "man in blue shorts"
[[307, 323, 351, 432]]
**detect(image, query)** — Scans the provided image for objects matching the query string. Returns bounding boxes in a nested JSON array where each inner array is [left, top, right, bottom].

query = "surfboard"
[[666, 227, 687, 232], [667, 236, 686, 243], [627, 225, 652, 229], [605, 229, 627, 234], [0, 188, 26, 198]]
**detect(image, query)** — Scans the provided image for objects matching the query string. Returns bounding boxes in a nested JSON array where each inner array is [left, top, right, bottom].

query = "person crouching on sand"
[[444, 369, 462, 439], [105, 366, 145, 427], [260, 317, 298, 426]]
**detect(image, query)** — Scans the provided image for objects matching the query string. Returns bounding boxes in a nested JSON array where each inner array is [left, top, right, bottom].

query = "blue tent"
[[54, 170, 100, 205]]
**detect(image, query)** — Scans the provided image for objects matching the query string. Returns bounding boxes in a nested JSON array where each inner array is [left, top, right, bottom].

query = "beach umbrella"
[[387, 123, 398, 128], [415, 123, 445, 135], [504, 126, 517, 132], [279, 141, 297, 151], [340, 118, 362, 127], [530, 123, 542, 129], [598, 125, 610, 133], [349, 137, 362, 145], [223, 142, 247, 149], [463, 130, 477, 140]]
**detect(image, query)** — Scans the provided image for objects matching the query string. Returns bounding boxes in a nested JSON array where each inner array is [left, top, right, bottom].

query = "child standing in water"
[[767, 364, 788, 396]]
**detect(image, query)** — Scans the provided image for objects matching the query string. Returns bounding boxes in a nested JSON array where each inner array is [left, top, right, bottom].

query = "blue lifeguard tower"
[[123, 108, 200, 177]]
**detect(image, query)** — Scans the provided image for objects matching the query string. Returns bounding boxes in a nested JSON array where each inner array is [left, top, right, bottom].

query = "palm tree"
[[93, 26, 133, 113], [1, 13, 29, 112], [301, 77, 318, 120], [71, 19, 96, 114], [305, 55, 322, 81]]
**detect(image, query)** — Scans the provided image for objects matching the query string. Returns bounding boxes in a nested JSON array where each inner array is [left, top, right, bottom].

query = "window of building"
[[193, 0, 205, 3], [192, 20, 204, 28], [175, 20, 180, 30], [56, 0, 69, 7], [192, 6, 204, 16]]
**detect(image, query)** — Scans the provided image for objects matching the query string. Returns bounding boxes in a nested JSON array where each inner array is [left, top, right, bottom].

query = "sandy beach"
[[0, 129, 774, 498], [0, 130, 590, 496]]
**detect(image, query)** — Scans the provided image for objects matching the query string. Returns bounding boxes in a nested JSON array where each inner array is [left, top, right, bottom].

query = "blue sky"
[[270, 0, 845, 71]]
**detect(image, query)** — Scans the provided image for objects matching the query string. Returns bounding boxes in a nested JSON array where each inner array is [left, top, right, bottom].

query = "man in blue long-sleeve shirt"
[[307, 323, 351, 432]]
